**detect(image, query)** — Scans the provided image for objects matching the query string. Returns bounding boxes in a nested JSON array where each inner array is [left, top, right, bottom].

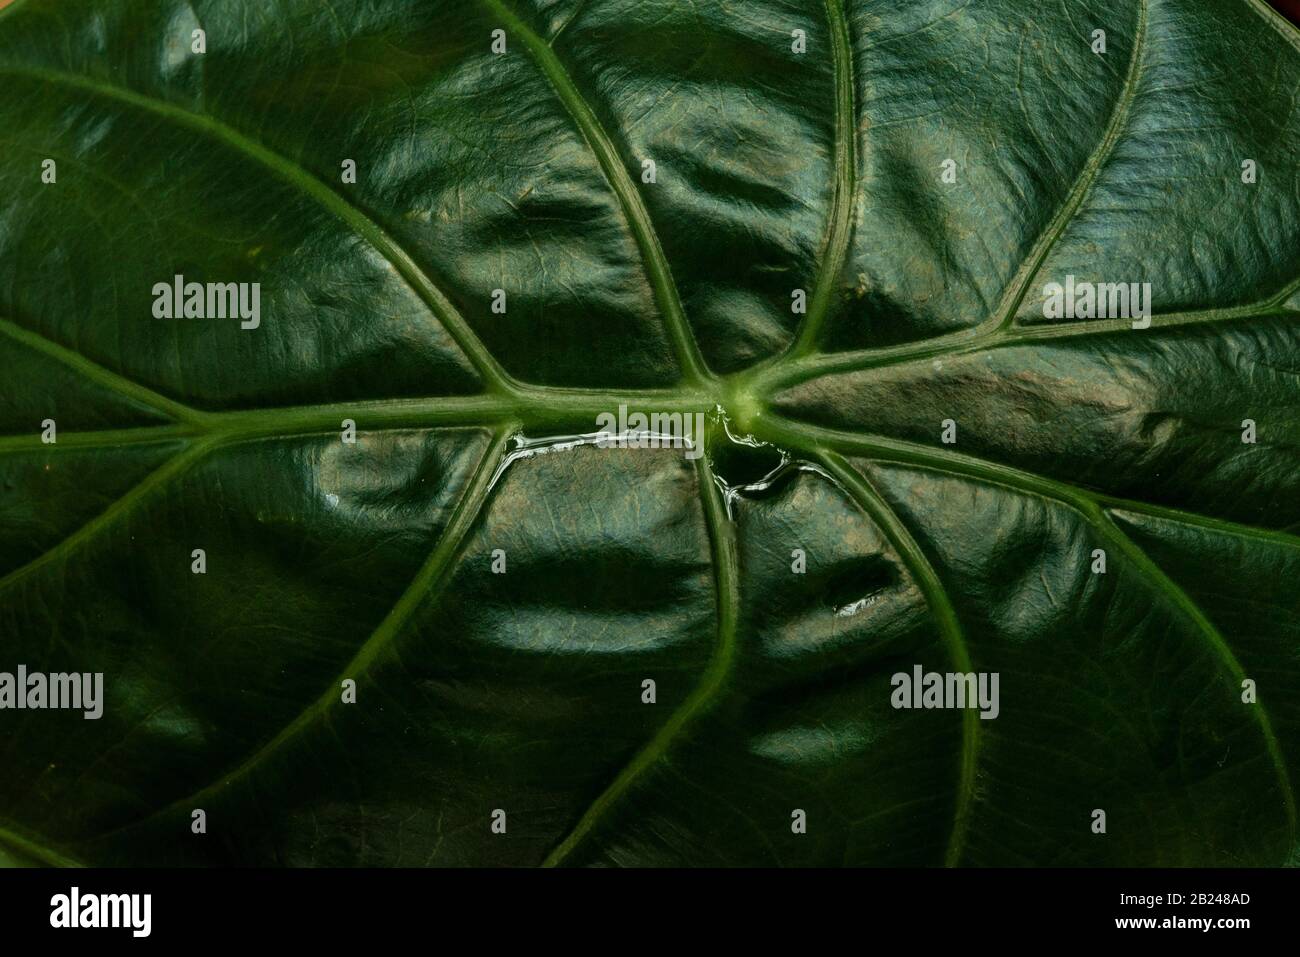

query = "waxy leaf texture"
[[1, 0, 1299, 866]]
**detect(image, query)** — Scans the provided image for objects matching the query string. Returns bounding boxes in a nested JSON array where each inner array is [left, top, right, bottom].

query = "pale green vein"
[[1083, 504, 1297, 841], [787, 0, 857, 358], [1011, 302, 1298, 345], [0, 424, 199, 454], [83, 427, 513, 846], [0, 315, 203, 425], [0, 388, 712, 454], [754, 414, 1300, 555], [992, 0, 1147, 330], [0, 390, 709, 595], [746, 292, 1300, 395], [0, 437, 213, 594], [790, 426, 1296, 859], [1246, 0, 1300, 55], [741, 321, 993, 396], [0, 63, 514, 395], [732, 0, 1152, 394], [542, 453, 740, 866], [817, 451, 978, 867], [0, 821, 83, 868], [763, 418, 1299, 847], [1103, 498, 1300, 553], [478, 0, 711, 386], [1266, 273, 1300, 308]]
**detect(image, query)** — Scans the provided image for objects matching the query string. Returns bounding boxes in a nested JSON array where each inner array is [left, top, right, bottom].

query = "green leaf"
[[0, 0, 1298, 866]]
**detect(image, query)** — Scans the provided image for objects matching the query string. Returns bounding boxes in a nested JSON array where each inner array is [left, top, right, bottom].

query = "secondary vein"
[[79, 427, 514, 848], [787, 0, 857, 358], [0, 64, 514, 395], [751, 291, 1299, 394], [0, 820, 83, 868], [756, 415, 1300, 554], [477, 0, 712, 387], [541, 453, 740, 866], [991, 0, 1148, 330], [818, 451, 978, 867], [0, 437, 215, 594], [0, 314, 203, 425], [1085, 506, 1297, 841]]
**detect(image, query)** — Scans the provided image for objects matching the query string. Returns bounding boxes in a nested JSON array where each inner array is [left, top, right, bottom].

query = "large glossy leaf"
[[1, 0, 1298, 867]]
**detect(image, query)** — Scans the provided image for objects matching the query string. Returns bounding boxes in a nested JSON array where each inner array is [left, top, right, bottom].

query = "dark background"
[[1274, 0, 1300, 25]]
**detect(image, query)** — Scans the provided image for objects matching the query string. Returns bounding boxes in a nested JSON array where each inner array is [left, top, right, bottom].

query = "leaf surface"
[[1, 0, 1298, 866]]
